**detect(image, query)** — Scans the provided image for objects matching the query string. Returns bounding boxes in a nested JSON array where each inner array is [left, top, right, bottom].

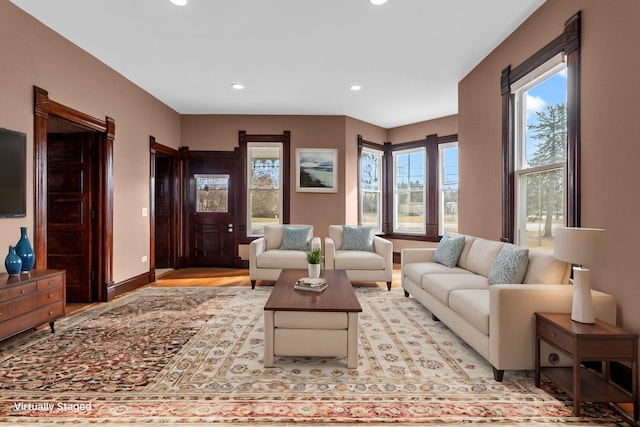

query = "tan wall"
[[0, 2, 181, 282], [389, 114, 458, 143], [181, 115, 387, 245], [459, 0, 640, 341]]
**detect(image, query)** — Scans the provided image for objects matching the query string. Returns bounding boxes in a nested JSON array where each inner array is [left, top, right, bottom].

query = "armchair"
[[249, 224, 321, 289], [324, 225, 393, 290]]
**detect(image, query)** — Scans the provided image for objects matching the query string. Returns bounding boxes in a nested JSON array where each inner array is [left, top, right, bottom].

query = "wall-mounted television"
[[0, 128, 27, 218]]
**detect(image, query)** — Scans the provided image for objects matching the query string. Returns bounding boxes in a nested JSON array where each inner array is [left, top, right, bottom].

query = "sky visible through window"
[[525, 70, 567, 164]]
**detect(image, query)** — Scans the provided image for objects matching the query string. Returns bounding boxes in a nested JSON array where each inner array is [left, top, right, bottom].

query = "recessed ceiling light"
[[231, 83, 245, 90], [170, 0, 187, 6], [350, 85, 362, 91], [370, 0, 388, 5]]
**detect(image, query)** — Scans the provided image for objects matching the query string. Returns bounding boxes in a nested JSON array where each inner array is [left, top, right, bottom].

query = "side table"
[[535, 312, 638, 420]]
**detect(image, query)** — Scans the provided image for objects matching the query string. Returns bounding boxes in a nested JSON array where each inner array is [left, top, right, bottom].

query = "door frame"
[[149, 136, 183, 280], [33, 86, 114, 302]]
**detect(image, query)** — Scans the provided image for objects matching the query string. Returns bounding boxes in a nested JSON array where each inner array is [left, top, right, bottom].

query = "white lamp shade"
[[554, 227, 605, 267]]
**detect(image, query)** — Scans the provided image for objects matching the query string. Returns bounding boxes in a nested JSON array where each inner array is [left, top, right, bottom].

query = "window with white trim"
[[393, 147, 426, 235], [513, 56, 567, 251], [439, 142, 458, 235], [247, 143, 283, 237], [360, 147, 383, 233]]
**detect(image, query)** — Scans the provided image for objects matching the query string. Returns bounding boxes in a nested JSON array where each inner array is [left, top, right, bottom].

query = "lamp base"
[[571, 267, 595, 324]]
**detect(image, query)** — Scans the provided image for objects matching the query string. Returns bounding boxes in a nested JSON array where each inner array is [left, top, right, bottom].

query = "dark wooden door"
[[188, 152, 236, 267], [154, 154, 173, 268], [47, 132, 95, 302]]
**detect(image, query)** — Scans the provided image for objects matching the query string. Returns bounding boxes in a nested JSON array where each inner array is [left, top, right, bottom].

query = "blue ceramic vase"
[[4, 245, 22, 276], [15, 227, 35, 273]]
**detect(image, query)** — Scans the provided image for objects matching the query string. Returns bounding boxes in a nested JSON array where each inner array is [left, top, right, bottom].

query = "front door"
[[188, 152, 236, 267], [46, 132, 95, 302]]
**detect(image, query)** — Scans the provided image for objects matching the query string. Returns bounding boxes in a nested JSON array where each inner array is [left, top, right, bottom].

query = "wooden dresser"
[[0, 269, 66, 341]]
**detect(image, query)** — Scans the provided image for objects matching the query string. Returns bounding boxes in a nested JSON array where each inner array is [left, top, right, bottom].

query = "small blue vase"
[[4, 246, 22, 276], [15, 227, 35, 273]]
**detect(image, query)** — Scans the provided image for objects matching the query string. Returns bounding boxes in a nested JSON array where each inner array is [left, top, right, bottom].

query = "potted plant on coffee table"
[[306, 248, 324, 279]]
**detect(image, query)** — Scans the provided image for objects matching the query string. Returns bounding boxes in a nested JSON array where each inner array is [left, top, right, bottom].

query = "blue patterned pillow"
[[341, 226, 375, 252], [488, 246, 529, 285], [432, 235, 465, 268], [280, 226, 312, 251]]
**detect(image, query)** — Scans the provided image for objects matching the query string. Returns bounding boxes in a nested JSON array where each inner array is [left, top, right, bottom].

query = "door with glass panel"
[[188, 152, 236, 267]]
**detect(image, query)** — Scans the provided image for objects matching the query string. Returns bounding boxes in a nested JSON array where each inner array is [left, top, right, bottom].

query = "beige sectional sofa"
[[401, 232, 617, 381]]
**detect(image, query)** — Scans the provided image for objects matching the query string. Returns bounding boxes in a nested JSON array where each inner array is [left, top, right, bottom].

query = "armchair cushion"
[[341, 225, 375, 252], [280, 226, 312, 251]]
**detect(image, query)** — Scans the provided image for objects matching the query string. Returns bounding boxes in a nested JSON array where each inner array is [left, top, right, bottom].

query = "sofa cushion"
[[465, 238, 505, 277], [488, 246, 529, 284], [341, 225, 374, 251], [256, 250, 308, 269], [421, 274, 490, 306], [445, 232, 475, 269], [432, 235, 465, 268], [449, 290, 490, 335], [280, 226, 312, 251], [334, 250, 384, 270], [523, 249, 571, 284], [403, 262, 472, 287]]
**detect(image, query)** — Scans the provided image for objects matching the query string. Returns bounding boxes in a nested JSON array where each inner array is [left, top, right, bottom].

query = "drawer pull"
[[49, 311, 53, 315], [21, 290, 25, 294], [48, 294, 53, 299], [48, 280, 53, 285]]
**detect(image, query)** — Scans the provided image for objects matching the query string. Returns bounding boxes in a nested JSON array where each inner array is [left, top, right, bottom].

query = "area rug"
[[0, 286, 632, 425]]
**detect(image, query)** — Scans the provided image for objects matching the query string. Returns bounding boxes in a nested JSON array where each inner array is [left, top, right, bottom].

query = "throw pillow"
[[341, 225, 375, 252], [280, 226, 312, 251], [432, 235, 465, 268], [488, 246, 530, 285]]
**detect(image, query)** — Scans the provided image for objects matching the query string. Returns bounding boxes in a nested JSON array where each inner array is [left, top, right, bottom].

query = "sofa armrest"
[[249, 237, 266, 276], [310, 236, 321, 251], [324, 237, 336, 269], [489, 284, 616, 371], [400, 248, 436, 268], [250, 237, 266, 257], [373, 236, 393, 267]]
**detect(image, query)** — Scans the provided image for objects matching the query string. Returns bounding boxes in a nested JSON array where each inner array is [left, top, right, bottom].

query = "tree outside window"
[[515, 67, 567, 251]]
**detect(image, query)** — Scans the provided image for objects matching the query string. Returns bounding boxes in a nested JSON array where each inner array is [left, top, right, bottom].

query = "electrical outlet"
[[141, 256, 148, 263]]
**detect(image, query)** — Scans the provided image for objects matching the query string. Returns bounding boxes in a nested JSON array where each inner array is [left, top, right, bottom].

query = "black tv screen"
[[0, 128, 27, 217]]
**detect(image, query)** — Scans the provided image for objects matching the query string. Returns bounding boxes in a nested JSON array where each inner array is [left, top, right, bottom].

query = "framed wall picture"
[[296, 148, 338, 193]]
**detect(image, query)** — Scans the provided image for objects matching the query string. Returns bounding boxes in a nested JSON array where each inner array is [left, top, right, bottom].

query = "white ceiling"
[[11, 0, 545, 128]]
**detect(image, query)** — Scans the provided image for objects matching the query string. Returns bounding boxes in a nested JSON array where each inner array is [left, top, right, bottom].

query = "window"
[[439, 142, 458, 235], [501, 12, 581, 247], [513, 61, 567, 250], [239, 131, 290, 241], [247, 144, 283, 236], [358, 134, 457, 240], [360, 147, 383, 232], [195, 174, 229, 213], [393, 148, 426, 234]]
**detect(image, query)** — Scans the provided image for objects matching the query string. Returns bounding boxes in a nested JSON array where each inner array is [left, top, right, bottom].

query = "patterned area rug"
[[0, 286, 632, 425]]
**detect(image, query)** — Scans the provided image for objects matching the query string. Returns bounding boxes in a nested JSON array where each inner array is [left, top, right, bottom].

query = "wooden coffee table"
[[263, 268, 362, 369]]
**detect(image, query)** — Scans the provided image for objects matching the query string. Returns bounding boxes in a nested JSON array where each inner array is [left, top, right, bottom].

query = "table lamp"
[[553, 227, 605, 324]]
